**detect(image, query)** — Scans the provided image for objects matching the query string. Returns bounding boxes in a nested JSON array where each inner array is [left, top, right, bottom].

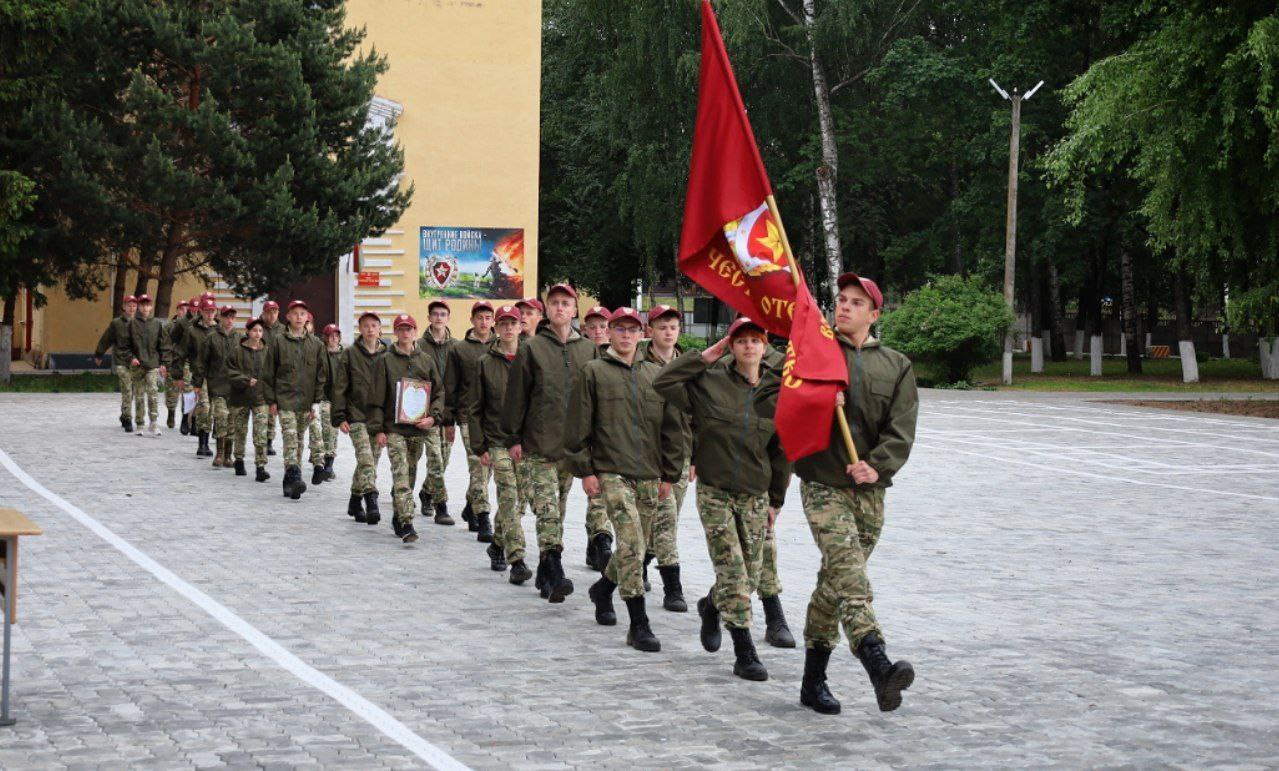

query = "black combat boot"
[[761, 595, 796, 648], [461, 500, 476, 530], [475, 512, 493, 543], [624, 596, 661, 652], [535, 555, 549, 598], [729, 627, 768, 681], [585, 535, 597, 571], [392, 516, 406, 539], [323, 455, 335, 480], [544, 549, 574, 603], [486, 542, 507, 572], [287, 465, 307, 499], [281, 468, 292, 498], [311, 465, 325, 486], [592, 533, 613, 574], [589, 577, 618, 626], [417, 486, 431, 514], [198, 431, 213, 457], [508, 559, 533, 585], [362, 492, 381, 525], [167, 407, 176, 429], [400, 520, 418, 543], [122, 417, 134, 433], [266, 439, 276, 456], [255, 466, 270, 483], [179, 413, 191, 435], [642, 552, 654, 592], [657, 565, 687, 612], [348, 494, 364, 520], [697, 591, 722, 652], [856, 633, 915, 713], [233, 458, 247, 476], [800, 645, 842, 715], [433, 500, 454, 525]]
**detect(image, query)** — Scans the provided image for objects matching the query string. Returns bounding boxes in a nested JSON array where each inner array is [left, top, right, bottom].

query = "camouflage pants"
[[697, 483, 770, 630], [800, 481, 886, 651], [514, 453, 533, 517], [305, 403, 325, 467], [645, 460, 687, 567], [131, 367, 161, 425], [524, 452, 572, 552], [489, 447, 524, 562], [600, 474, 659, 600], [210, 396, 230, 439], [114, 365, 136, 421], [348, 422, 381, 495], [386, 433, 427, 525], [230, 404, 269, 466], [418, 426, 450, 502], [164, 369, 180, 412], [278, 409, 313, 468], [460, 424, 490, 515], [585, 495, 611, 541], [193, 387, 211, 432], [312, 401, 336, 459], [757, 525, 782, 598]]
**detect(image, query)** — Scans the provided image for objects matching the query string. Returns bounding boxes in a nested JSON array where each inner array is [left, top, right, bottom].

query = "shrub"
[[678, 333, 708, 353], [879, 274, 1014, 385]]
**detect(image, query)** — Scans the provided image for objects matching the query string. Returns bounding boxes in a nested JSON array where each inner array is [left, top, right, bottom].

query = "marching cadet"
[[569, 307, 682, 653], [193, 305, 241, 468], [262, 300, 328, 500], [94, 294, 139, 432], [126, 294, 170, 437], [164, 299, 192, 431], [333, 312, 388, 524], [654, 317, 790, 681], [515, 297, 543, 338], [366, 313, 446, 544], [579, 305, 614, 574], [312, 323, 343, 484], [184, 297, 219, 457], [226, 317, 271, 481], [259, 299, 284, 455], [445, 301, 496, 540], [501, 283, 598, 603], [416, 300, 456, 525], [792, 273, 918, 714], [467, 305, 530, 578]]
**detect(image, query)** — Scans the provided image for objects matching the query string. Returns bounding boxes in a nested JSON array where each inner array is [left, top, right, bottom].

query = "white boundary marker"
[[0, 445, 470, 771]]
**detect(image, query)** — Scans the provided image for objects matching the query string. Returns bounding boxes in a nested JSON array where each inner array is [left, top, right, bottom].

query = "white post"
[[1073, 330, 1085, 360], [1260, 338, 1271, 378], [1263, 337, 1279, 379], [337, 251, 356, 342], [1179, 340, 1200, 383], [1090, 335, 1103, 376], [1145, 332, 1152, 350], [1030, 336, 1044, 373], [1221, 333, 1230, 359]]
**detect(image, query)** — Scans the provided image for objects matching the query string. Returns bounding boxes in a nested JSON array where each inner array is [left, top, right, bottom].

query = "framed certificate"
[[395, 377, 431, 425]]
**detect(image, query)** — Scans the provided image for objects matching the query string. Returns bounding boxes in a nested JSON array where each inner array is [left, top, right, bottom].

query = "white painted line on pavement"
[[0, 445, 470, 771]]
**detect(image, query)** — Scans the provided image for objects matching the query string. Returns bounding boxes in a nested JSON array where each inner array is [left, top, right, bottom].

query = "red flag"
[[679, 0, 847, 462]]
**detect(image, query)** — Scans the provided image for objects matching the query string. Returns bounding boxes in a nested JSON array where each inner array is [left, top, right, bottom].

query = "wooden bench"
[[0, 507, 43, 727]]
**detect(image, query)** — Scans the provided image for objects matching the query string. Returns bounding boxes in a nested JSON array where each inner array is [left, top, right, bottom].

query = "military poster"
[[419, 226, 525, 299]]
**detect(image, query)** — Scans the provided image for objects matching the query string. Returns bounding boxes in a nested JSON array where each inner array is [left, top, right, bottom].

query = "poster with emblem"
[[419, 226, 525, 299]]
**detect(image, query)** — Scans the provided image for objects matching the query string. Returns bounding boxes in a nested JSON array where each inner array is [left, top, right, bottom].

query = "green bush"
[[678, 333, 708, 353], [879, 274, 1014, 385]]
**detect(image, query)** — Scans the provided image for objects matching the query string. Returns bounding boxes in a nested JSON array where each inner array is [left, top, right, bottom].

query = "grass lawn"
[[0, 372, 123, 393], [960, 356, 1279, 392]]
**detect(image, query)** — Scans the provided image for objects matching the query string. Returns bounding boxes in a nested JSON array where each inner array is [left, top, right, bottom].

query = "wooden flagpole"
[[764, 194, 859, 464]]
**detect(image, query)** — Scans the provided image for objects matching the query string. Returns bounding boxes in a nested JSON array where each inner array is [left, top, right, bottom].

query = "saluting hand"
[[700, 335, 730, 363]]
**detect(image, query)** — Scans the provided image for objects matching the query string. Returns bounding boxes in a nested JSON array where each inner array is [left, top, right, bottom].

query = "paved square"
[[1, 391, 1276, 768]]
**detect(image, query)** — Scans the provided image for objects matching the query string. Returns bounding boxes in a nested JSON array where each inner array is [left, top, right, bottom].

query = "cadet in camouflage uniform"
[[193, 305, 241, 468], [366, 313, 446, 544], [164, 299, 193, 430], [415, 300, 455, 524], [126, 294, 170, 437], [445, 300, 497, 540], [262, 300, 328, 500], [467, 305, 528, 578], [792, 273, 918, 715], [579, 305, 614, 574], [310, 323, 342, 485], [94, 294, 139, 432], [510, 298, 544, 553], [654, 317, 791, 681], [259, 300, 285, 456], [332, 311, 387, 524], [500, 284, 598, 603], [569, 307, 682, 653], [184, 297, 219, 457], [226, 317, 271, 480]]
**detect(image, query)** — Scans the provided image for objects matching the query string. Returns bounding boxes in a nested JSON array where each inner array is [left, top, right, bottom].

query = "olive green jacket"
[[226, 339, 269, 408], [416, 328, 456, 425], [792, 335, 918, 489], [262, 328, 328, 411], [447, 328, 495, 428], [183, 318, 216, 378], [94, 315, 135, 367], [261, 320, 286, 345], [167, 314, 191, 370], [323, 345, 343, 403], [331, 338, 385, 426], [639, 340, 692, 462], [366, 342, 446, 437], [500, 325, 599, 459], [193, 326, 241, 397], [654, 350, 791, 508], [127, 316, 171, 370], [467, 343, 518, 456], [565, 348, 683, 483]]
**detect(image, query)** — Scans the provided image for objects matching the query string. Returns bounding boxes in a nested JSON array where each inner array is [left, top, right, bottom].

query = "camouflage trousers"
[[524, 452, 572, 552], [130, 366, 161, 425], [210, 396, 230, 439], [418, 426, 450, 502], [800, 481, 886, 651], [489, 447, 525, 562], [600, 474, 660, 600], [757, 524, 782, 598], [386, 433, 427, 524], [696, 483, 770, 630], [266, 409, 278, 445], [193, 387, 211, 433], [164, 368, 181, 412], [644, 460, 687, 567], [114, 365, 136, 421], [278, 409, 313, 468], [229, 404, 269, 466], [585, 495, 611, 541], [306, 402, 334, 466], [348, 422, 381, 495], [460, 424, 490, 515]]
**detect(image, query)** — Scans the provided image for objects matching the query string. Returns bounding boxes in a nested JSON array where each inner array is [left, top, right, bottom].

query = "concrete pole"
[[1001, 92, 1022, 386]]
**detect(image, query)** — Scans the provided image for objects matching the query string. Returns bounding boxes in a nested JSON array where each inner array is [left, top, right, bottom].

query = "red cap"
[[219, 305, 237, 316], [287, 300, 309, 312], [608, 306, 644, 327], [583, 305, 610, 322], [176, 299, 190, 309], [123, 295, 138, 305], [201, 291, 215, 300], [199, 298, 218, 312], [357, 311, 381, 325], [495, 304, 520, 323], [470, 300, 494, 316], [322, 323, 340, 336], [646, 304, 681, 323], [136, 294, 153, 304], [727, 316, 767, 338], [262, 300, 279, 312], [188, 297, 201, 309], [427, 299, 450, 314], [516, 298, 544, 314], [392, 313, 417, 330], [836, 273, 884, 309], [546, 283, 577, 300]]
